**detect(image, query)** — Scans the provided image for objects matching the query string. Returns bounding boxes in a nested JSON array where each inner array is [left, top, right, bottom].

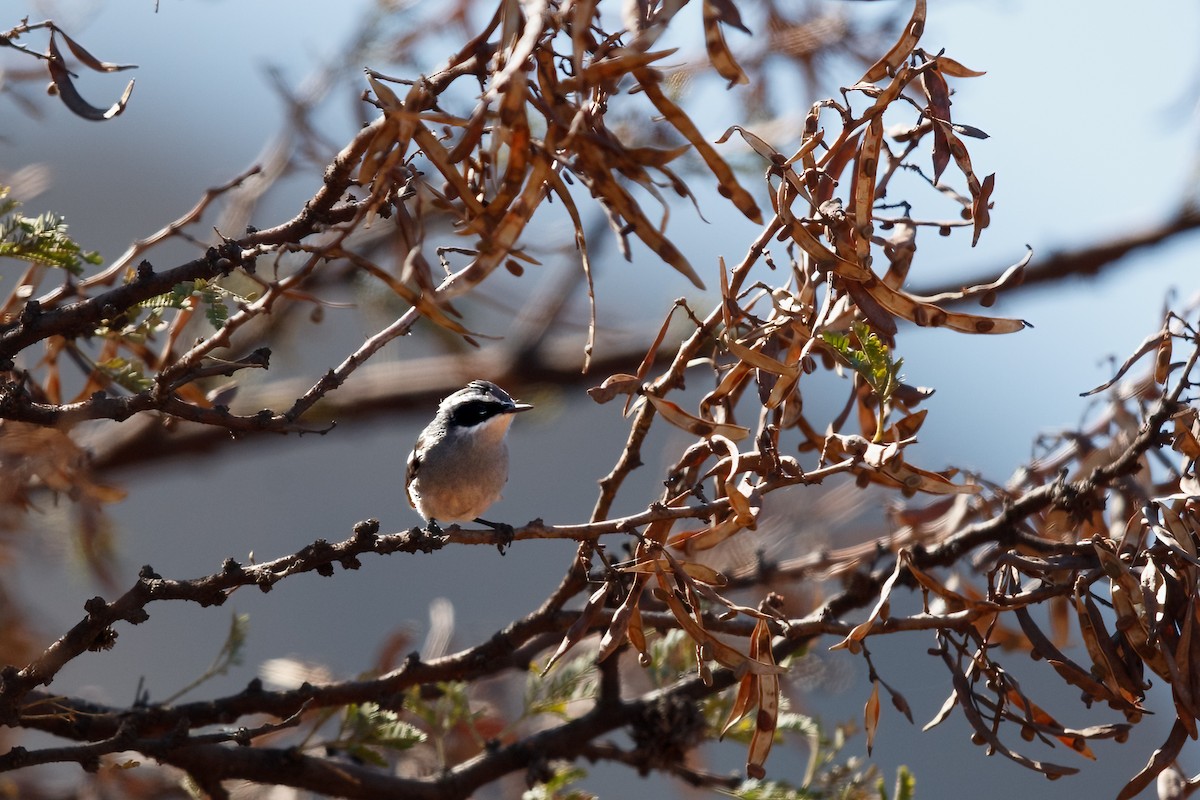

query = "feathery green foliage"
[[334, 702, 427, 767], [95, 356, 154, 393], [139, 278, 237, 329], [821, 322, 904, 441], [526, 656, 598, 718], [0, 186, 102, 274], [521, 764, 595, 800]]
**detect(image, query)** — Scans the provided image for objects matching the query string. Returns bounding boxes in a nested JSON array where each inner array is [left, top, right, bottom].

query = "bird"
[[405, 380, 532, 534]]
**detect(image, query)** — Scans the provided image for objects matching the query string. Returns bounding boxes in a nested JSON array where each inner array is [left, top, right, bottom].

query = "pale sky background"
[[3, 1, 1199, 797]]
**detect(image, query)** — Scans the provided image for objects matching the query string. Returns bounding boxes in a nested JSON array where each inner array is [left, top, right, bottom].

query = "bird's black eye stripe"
[[450, 399, 505, 427]]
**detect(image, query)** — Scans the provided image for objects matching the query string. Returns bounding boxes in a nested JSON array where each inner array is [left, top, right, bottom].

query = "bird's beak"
[[509, 402, 534, 413]]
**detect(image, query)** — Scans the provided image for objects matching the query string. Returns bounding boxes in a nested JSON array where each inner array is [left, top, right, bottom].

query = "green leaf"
[[170, 280, 196, 305], [645, 628, 697, 687], [521, 763, 594, 800], [342, 702, 427, 753], [0, 186, 100, 274], [723, 779, 815, 799], [775, 711, 820, 736], [136, 279, 239, 330], [821, 322, 902, 399], [892, 765, 915, 800], [525, 656, 598, 718], [404, 681, 477, 732], [820, 322, 906, 441], [103, 305, 168, 343], [96, 357, 154, 393], [821, 330, 852, 356], [204, 295, 230, 328], [139, 288, 190, 311]]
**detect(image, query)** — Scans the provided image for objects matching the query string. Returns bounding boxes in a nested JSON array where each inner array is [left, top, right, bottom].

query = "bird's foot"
[[474, 518, 515, 555]]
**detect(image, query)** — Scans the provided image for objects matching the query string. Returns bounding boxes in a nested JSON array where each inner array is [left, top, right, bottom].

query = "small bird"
[[405, 380, 532, 531]]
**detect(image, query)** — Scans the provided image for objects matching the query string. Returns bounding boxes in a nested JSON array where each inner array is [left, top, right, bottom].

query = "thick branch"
[[0, 193, 365, 367]]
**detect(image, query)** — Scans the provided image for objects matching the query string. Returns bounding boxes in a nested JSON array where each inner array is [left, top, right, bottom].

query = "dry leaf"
[[543, 582, 611, 674], [46, 32, 135, 121], [645, 393, 750, 440], [635, 68, 762, 225], [831, 556, 906, 652], [747, 618, 779, 777], [587, 374, 641, 404], [860, 0, 926, 83], [864, 680, 882, 755], [701, 0, 749, 87]]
